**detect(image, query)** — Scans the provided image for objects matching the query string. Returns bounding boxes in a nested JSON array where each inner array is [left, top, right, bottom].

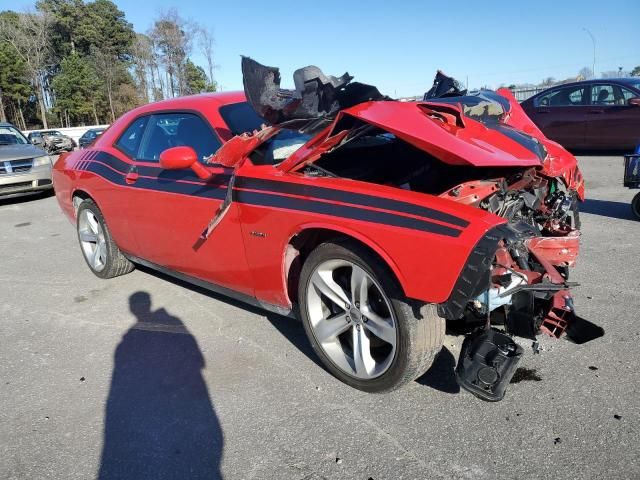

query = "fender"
[[283, 221, 407, 302]]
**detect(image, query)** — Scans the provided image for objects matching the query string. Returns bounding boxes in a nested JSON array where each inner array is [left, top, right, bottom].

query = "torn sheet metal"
[[241, 56, 387, 124], [423, 70, 467, 99]]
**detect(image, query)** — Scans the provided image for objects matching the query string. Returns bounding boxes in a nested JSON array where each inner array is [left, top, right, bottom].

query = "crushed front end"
[[438, 164, 603, 399]]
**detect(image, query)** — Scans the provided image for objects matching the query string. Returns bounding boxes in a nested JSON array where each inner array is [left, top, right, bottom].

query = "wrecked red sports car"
[[53, 61, 601, 400]]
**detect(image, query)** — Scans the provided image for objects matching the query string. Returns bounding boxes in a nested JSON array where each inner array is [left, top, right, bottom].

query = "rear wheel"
[[632, 192, 640, 220], [298, 240, 445, 393], [76, 199, 134, 278]]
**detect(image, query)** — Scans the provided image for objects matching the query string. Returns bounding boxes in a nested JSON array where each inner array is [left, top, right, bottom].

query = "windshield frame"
[[0, 125, 29, 145]]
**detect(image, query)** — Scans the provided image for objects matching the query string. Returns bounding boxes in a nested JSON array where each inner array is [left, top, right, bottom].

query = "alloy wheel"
[[78, 209, 107, 272], [306, 259, 397, 379]]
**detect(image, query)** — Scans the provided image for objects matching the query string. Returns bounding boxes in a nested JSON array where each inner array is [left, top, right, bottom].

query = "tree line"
[[0, 0, 216, 130]]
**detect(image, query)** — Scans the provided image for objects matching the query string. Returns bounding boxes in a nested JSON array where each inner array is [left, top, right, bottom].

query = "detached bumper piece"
[[455, 329, 523, 402]]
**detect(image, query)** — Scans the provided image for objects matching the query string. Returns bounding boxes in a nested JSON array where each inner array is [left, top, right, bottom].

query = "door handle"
[[588, 109, 604, 114], [537, 109, 550, 114], [125, 172, 139, 184], [125, 165, 139, 184]]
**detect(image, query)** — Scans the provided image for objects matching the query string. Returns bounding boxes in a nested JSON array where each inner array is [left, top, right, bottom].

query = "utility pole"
[[583, 28, 596, 79]]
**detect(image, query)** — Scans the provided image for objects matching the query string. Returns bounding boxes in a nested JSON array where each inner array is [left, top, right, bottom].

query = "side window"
[[591, 85, 615, 105], [620, 86, 637, 103], [115, 116, 149, 158], [219, 102, 266, 135], [536, 86, 585, 107], [137, 112, 222, 163]]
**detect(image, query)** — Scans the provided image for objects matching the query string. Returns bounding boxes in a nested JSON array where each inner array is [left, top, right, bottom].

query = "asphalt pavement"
[[0, 155, 638, 480]]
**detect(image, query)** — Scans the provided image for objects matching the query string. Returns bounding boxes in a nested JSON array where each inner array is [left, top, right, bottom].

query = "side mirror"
[[31, 137, 43, 146], [627, 97, 640, 107], [159, 146, 211, 179]]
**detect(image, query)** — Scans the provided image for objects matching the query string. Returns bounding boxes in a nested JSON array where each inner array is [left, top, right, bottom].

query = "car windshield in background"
[[0, 126, 28, 145], [624, 80, 640, 92], [219, 102, 266, 135]]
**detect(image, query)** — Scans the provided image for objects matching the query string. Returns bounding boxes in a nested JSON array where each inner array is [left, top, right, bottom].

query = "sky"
[[10, 0, 640, 97]]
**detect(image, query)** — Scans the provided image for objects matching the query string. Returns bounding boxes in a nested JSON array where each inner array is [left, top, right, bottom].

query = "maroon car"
[[521, 78, 640, 150]]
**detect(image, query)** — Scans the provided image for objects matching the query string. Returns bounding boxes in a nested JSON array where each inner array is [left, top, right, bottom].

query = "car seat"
[[597, 89, 610, 104]]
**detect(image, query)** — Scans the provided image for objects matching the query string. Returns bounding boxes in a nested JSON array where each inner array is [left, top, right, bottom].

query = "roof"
[[132, 91, 246, 114]]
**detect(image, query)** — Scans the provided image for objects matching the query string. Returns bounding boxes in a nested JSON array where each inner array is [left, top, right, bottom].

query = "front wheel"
[[632, 192, 640, 220], [76, 199, 134, 278], [298, 240, 445, 393]]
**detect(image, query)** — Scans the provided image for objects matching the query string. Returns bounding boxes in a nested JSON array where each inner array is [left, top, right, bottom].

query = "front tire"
[[76, 199, 134, 279], [298, 240, 445, 393]]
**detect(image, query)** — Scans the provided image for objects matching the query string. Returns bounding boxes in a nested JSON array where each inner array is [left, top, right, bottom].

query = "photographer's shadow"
[[98, 291, 223, 479]]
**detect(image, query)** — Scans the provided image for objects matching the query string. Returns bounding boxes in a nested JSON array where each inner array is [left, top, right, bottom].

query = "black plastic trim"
[[438, 224, 508, 320]]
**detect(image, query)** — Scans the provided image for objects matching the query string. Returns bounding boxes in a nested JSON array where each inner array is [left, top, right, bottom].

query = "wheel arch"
[[282, 223, 407, 306], [71, 189, 96, 215]]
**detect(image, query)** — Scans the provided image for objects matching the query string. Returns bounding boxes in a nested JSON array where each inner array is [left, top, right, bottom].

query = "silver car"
[[0, 122, 53, 199]]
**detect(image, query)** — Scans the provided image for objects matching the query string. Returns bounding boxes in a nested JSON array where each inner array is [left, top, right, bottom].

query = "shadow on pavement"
[[416, 346, 460, 394], [0, 189, 54, 207], [98, 291, 223, 480], [580, 198, 635, 221], [132, 265, 463, 395]]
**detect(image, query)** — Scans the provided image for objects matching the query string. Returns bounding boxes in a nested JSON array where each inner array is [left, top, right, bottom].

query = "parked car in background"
[[0, 122, 53, 199], [28, 130, 76, 154], [78, 127, 107, 149], [521, 78, 640, 150]]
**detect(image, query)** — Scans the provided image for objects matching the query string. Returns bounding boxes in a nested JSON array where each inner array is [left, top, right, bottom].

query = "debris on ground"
[[510, 367, 542, 383]]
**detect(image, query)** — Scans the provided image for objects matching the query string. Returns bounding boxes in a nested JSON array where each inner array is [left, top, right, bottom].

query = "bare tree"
[[0, 11, 52, 128], [196, 24, 215, 88], [150, 9, 193, 97], [91, 46, 119, 123], [578, 67, 593, 80], [132, 33, 153, 103]]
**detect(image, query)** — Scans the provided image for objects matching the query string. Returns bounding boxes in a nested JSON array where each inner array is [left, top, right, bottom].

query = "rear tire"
[[632, 192, 640, 220], [298, 239, 445, 393], [76, 199, 134, 279]]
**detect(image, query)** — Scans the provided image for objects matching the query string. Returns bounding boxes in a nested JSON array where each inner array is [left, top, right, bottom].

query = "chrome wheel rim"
[[306, 259, 397, 379], [78, 210, 107, 272]]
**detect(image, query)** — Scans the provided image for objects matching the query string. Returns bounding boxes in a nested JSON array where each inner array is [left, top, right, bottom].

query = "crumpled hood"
[[281, 88, 583, 198], [0, 144, 47, 162]]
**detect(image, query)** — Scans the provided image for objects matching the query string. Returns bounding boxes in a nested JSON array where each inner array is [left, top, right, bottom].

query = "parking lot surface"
[[1, 155, 639, 480]]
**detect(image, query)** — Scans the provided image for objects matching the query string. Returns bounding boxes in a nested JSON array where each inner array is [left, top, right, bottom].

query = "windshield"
[[0, 126, 28, 145], [624, 80, 640, 92]]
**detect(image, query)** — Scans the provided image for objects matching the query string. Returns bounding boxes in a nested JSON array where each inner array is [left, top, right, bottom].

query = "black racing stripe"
[[89, 151, 232, 185], [234, 190, 462, 237], [93, 151, 130, 173], [84, 161, 127, 186], [235, 177, 469, 228], [84, 161, 227, 200], [91, 150, 233, 184], [79, 151, 461, 236]]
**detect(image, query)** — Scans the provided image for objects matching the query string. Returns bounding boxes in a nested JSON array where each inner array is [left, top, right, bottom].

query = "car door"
[[529, 85, 588, 148], [121, 111, 255, 296], [586, 83, 640, 149]]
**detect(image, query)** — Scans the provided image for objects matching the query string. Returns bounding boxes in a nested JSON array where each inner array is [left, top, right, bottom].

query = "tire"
[[298, 239, 445, 393], [632, 192, 640, 220], [76, 199, 134, 279]]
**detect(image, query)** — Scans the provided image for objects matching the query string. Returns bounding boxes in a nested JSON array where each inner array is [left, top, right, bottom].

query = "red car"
[[521, 78, 640, 150], [53, 81, 595, 397]]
